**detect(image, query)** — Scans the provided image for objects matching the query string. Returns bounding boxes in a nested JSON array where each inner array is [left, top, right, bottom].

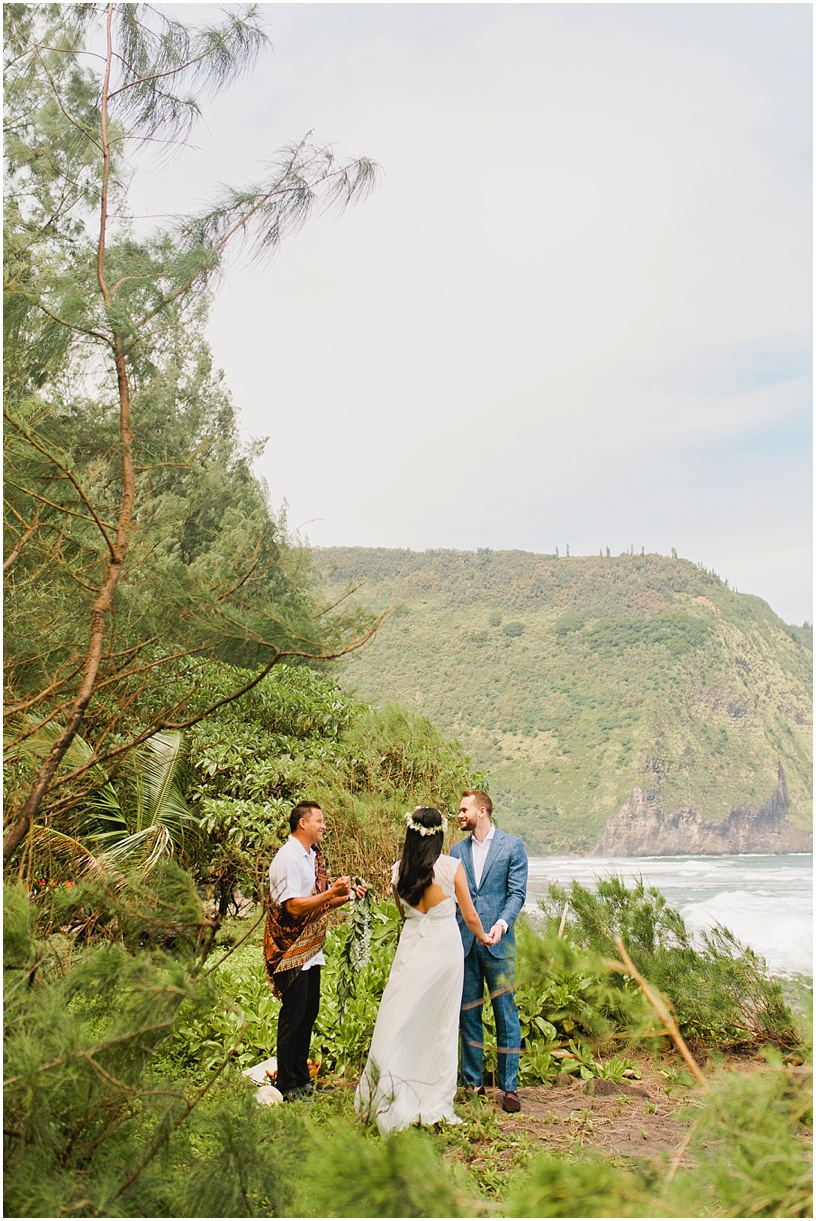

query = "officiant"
[[264, 801, 359, 1102]]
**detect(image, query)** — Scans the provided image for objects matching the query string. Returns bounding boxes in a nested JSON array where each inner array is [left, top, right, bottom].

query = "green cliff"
[[315, 548, 812, 853]]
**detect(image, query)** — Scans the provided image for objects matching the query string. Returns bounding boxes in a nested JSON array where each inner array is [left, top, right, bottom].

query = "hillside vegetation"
[[315, 548, 813, 852]]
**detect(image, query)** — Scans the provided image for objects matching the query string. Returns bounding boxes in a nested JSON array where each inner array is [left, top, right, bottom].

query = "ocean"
[[525, 853, 813, 979]]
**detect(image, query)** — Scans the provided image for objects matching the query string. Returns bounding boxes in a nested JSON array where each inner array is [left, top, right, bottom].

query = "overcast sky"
[[135, 3, 812, 623]]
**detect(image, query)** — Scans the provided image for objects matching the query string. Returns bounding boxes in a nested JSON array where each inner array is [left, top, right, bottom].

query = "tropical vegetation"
[[5, 872, 811, 1217], [4, 1, 377, 863], [316, 547, 813, 850]]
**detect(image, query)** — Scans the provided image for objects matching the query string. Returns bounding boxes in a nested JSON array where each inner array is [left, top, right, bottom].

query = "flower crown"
[[404, 808, 443, 837]]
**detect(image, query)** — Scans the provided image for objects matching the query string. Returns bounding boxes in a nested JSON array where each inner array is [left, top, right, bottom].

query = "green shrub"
[[540, 878, 802, 1049], [584, 610, 713, 657], [554, 611, 584, 636], [4, 874, 813, 1220], [294, 1120, 471, 1217], [508, 1152, 649, 1217], [515, 919, 653, 1045], [4, 878, 226, 1217], [666, 1058, 813, 1217]]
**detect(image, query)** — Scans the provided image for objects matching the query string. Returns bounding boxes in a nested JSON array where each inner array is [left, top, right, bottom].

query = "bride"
[[354, 806, 496, 1134]]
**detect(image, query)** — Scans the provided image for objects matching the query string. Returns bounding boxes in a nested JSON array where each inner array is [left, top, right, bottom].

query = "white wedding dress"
[[354, 854, 464, 1135]]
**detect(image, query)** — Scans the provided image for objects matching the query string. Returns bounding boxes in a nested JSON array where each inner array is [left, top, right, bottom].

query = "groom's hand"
[[488, 922, 505, 944]]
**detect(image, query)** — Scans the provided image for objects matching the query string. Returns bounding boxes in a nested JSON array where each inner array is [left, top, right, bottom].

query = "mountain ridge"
[[314, 547, 812, 853]]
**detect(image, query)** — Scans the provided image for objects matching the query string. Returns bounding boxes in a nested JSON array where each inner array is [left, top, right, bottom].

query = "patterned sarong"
[[263, 849, 330, 997]]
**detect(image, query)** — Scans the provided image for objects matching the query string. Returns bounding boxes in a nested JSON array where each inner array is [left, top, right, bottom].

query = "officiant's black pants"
[[276, 964, 321, 1093]]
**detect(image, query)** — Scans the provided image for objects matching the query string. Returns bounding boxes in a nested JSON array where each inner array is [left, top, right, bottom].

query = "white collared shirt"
[[470, 822, 496, 888], [268, 836, 325, 969], [470, 823, 508, 933]]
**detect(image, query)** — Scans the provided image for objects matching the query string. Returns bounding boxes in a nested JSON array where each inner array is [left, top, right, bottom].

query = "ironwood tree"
[[4, 3, 379, 862]]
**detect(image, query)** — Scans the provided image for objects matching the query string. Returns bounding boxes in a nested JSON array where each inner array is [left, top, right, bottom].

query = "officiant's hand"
[[327, 876, 353, 908], [284, 876, 350, 919], [353, 881, 369, 900]]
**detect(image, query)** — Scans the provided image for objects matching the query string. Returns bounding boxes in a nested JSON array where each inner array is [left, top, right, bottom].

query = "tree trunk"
[[3, 8, 135, 863]]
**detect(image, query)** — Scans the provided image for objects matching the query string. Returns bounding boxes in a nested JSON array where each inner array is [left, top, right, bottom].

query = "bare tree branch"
[[3, 509, 41, 573]]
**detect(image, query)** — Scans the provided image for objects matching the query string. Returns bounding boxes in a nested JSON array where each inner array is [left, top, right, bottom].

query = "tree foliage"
[[10, 659, 487, 914], [4, 3, 378, 861]]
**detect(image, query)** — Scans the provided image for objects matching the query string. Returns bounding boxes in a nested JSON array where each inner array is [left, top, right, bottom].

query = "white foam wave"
[[672, 858, 722, 873], [681, 892, 813, 977], [525, 854, 813, 978]]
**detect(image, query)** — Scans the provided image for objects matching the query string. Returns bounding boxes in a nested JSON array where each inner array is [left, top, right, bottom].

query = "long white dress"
[[354, 854, 464, 1135]]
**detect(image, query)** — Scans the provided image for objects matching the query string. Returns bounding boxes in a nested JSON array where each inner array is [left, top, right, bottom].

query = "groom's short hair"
[[462, 789, 492, 816], [290, 800, 321, 833]]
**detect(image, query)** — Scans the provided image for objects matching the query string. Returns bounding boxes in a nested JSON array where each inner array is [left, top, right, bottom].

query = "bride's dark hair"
[[395, 807, 444, 908]]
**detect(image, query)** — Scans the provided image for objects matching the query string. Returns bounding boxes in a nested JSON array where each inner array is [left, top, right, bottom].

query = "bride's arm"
[[389, 862, 407, 921], [453, 864, 494, 945], [391, 883, 406, 922]]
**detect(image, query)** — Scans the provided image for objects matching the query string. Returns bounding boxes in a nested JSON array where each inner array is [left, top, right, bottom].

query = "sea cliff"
[[594, 770, 812, 857]]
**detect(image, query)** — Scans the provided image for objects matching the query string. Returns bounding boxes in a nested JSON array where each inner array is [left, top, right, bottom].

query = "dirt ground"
[[465, 1055, 702, 1166]]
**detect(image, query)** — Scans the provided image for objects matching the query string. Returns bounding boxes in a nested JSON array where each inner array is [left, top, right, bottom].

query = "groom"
[[451, 789, 528, 1113]]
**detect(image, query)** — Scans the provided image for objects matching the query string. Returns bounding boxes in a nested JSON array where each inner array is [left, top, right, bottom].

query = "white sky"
[[135, 3, 812, 623]]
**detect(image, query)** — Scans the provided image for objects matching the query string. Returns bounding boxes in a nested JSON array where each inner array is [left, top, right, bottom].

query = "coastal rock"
[[594, 769, 812, 857]]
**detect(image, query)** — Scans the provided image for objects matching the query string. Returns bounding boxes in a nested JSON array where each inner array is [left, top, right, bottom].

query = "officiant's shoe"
[[457, 1085, 485, 1102], [282, 1087, 311, 1103], [502, 1090, 522, 1113]]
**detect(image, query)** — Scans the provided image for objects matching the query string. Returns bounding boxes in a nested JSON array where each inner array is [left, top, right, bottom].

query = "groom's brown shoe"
[[502, 1090, 521, 1113]]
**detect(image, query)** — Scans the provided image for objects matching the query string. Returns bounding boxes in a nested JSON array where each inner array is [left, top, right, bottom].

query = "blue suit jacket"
[[450, 828, 528, 960]]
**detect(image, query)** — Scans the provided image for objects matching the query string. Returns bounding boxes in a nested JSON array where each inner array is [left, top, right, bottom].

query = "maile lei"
[[336, 877, 373, 1018]]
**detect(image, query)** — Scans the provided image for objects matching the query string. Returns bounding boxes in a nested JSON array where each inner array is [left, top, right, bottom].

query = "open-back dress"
[[354, 854, 464, 1134]]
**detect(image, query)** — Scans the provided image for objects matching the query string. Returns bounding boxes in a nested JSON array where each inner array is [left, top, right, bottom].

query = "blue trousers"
[[459, 943, 520, 1092]]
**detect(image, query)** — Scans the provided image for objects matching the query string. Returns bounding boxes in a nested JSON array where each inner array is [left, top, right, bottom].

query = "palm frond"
[[5, 717, 123, 815], [95, 733, 191, 874], [99, 822, 171, 875], [6, 716, 93, 772], [29, 825, 109, 881], [136, 729, 191, 841]]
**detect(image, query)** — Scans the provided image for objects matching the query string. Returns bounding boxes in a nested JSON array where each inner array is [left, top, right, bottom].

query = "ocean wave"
[[681, 892, 812, 977], [524, 855, 812, 978]]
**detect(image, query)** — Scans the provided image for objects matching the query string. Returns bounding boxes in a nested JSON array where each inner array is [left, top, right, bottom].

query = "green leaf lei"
[[336, 878, 373, 1019]]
